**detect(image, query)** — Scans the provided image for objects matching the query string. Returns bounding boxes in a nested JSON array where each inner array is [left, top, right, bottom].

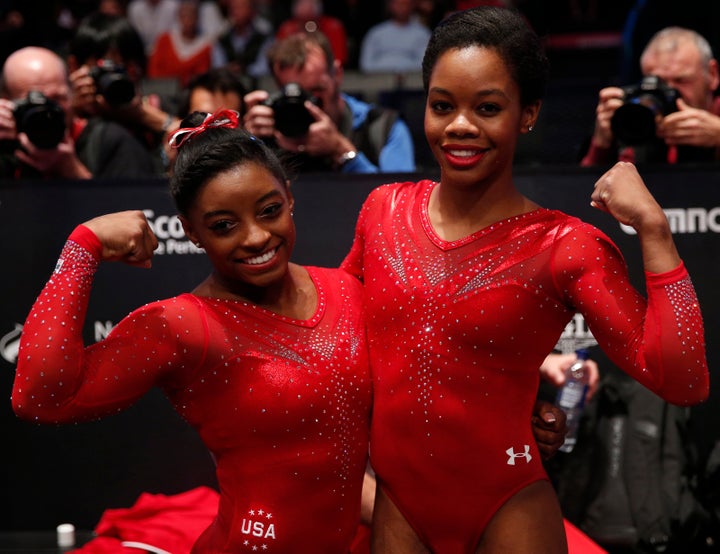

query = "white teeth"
[[243, 249, 277, 265], [448, 149, 478, 157]]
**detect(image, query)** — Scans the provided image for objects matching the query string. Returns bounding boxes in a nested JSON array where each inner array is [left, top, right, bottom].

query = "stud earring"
[[528, 125, 534, 132]]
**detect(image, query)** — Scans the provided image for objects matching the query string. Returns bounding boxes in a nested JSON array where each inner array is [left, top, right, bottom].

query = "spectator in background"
[[127, 0, 179, 55], [167, 66, 247, 169], [322, 0, 386, 69], [176, 66, 247, 117], [415, 0, 443, 28], [243, 30, 416, 173], [99, 0, 129, 16], [618, 0, 720, 84], [148, 0, 213, 87], [581, 26, 720, 166], [196, 0, 228, 42], [275, 0, 348, 67], [0, 3, 72, 62], [359, 0, 431, 73], [211, 0, 273, 85], [0, 46, 156, 179], [0, 5, 26, 66], [67, 11, 181, 174]]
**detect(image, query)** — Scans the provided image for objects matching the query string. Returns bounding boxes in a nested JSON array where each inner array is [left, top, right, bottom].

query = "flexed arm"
[[82, 210, 159, 267], [565, 162, 709, 405], [11, 212, 171, 424]]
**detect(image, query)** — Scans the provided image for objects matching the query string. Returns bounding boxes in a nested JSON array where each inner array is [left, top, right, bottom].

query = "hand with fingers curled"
[[531, 400, 569, 460], [591, 161, 680, 273], [591, 162, 667, 230], [82, 210, 159, 268], [0, 98, 18, 141]]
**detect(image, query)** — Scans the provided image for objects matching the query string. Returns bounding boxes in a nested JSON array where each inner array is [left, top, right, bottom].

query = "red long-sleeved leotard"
[[341, 180, 708, 554], [13, 228, 372, 554]]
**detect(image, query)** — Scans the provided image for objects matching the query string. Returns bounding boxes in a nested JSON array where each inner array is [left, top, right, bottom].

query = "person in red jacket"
[[147, 0, 213, 87]]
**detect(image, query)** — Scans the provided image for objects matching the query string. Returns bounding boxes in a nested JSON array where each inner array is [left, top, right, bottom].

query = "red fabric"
[[341, 179, 707, 552], [68, 225, 104, 260], [147, 32, 211, 87], [349, 524, 371, 554], [13, 239, 372, 552], [564, 519, 608, 553], [168, 108, 239, 148], [71, 118, 88, 142], [70, 487, 219, 554]]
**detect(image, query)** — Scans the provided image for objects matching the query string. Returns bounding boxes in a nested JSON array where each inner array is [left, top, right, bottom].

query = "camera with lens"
[[264, 83, 321, 138], [13, 91, 67, 149], [89, 59, 136, 107], [610, 75, 680, 145]]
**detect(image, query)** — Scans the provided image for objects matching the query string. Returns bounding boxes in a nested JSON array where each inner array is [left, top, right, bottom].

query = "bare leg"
[[370, 486, 430, 554], [476, 480, 567, 554]]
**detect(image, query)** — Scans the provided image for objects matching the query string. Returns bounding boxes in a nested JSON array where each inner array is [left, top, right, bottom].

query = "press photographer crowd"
[[1, 1, 720, 553]]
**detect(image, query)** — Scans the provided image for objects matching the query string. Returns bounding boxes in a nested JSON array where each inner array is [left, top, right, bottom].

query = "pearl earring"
[[528, 125, 534, 132]]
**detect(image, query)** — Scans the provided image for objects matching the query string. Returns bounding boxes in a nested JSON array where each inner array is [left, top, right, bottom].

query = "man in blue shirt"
[[359, 0, 431, 74], [243, 31, 416, 173]]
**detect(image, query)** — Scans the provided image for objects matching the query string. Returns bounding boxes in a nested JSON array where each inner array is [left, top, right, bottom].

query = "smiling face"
[[424, 46, 539, 191], [180, 162, 295, 295]]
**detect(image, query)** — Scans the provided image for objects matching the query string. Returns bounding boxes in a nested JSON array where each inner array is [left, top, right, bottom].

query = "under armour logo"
[[0, 323, 22, 364], [506, 445, 532, 465]]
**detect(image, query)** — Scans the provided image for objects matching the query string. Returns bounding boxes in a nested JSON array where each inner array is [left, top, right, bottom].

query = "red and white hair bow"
[[168, 109, 240, 149]]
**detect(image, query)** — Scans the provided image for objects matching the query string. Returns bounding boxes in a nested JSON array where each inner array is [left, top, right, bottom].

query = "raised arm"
[[10, 211, 187, 424], [561, 163, 708, 405]]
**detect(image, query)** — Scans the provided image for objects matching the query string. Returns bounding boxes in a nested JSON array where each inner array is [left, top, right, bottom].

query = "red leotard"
[[341, 180, 708, 553], [13, 229, 372, 554]]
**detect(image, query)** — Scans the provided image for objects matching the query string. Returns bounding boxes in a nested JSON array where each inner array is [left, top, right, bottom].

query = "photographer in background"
[[243, 31, 416, 173], [67, 11, 177, 175], [0, 46, 155, 180], [581, 26, 720, 166]]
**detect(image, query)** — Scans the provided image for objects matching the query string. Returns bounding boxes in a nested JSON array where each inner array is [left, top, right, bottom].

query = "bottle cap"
[[576, 348, 590, 361], [56, 523, 76, 548]]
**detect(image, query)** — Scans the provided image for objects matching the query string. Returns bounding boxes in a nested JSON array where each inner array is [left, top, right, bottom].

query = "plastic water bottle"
[[556, 349, 591, 453]]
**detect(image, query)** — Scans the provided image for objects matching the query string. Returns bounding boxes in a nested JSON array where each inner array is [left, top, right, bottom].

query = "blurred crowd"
[[0, 0, 637, 72], [2, 0, 719, 181]]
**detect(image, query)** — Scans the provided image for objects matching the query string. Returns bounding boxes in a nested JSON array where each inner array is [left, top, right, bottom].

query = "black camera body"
[[611, 75, 680, 145], [89, 60, 135, 107], [264, 83, 320, 138], [13, 91, 67, 149]]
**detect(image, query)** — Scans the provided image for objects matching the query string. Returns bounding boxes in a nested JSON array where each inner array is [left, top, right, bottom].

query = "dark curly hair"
[[169, 112, 290, 216], [421, 6, 550, 107], [69, 12, 146, 72]]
